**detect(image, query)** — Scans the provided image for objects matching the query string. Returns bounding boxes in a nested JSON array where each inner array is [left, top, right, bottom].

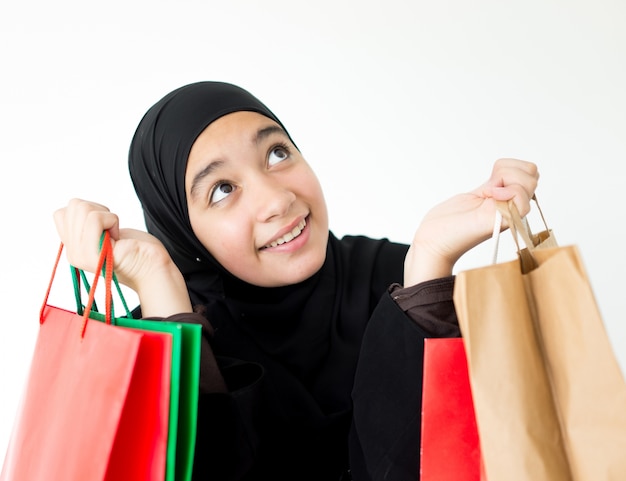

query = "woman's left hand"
[[403, 158, 539, 286]]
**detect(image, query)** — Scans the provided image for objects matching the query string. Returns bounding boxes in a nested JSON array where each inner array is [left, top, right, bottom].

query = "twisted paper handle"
[[490, 195, 552, 264]]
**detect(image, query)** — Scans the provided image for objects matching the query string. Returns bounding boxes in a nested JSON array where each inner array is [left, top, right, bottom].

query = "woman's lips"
[[262, 217, 307, 249]]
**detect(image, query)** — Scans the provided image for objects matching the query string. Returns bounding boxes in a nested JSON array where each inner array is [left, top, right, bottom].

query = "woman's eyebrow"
[[189, 159, 225, 199], [254, 125, 288, 144]]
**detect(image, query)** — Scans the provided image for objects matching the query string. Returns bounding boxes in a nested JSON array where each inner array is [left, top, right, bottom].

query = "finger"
[[490, 158, 539, 183], [56, 199, 120, 271], [489, 159, 539, 191], [53, 207, 67, 239], [482, 161, 538, 210], [66, 199, 119, 237], [490, 184, 533, 217]]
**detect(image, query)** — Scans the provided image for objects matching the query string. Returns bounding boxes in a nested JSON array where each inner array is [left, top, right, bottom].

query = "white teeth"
[[265, 219, 306, 248]]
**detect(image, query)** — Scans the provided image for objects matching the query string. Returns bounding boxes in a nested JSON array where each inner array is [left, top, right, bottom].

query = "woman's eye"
[[268, 146, 289, 166], [210, 182, 235, 204]]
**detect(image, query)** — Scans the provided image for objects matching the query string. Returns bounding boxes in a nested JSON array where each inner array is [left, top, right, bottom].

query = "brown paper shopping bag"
[[454, 198, 626, 481]]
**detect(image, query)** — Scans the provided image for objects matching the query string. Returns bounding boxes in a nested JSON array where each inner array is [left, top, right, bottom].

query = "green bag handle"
[[71, 232, 134, 322], [72, 268, 134, 320]]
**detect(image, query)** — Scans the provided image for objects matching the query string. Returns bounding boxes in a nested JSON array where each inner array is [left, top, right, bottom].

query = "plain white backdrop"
[[1, 0, 624, 461]]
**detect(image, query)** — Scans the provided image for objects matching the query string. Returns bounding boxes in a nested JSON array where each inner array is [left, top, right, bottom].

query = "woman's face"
[[185, 111, 329, 287]]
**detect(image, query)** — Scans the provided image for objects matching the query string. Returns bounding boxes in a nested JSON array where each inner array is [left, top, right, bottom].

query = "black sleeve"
[[349, 277, 458, 481]]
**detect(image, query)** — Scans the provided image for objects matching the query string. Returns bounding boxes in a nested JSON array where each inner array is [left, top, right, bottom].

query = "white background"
[[1, 0, 624, 460]]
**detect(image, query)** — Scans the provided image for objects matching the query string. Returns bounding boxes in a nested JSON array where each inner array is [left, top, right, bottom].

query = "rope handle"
[[72, 265, 133, 321], [40, 231, 125, 337]]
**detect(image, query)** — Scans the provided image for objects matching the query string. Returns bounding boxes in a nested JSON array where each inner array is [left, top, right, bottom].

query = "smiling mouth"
[[262, 218, 307, 249]]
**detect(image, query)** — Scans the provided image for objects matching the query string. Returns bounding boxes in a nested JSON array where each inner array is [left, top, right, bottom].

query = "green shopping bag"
[[72, 265, 201, 481]]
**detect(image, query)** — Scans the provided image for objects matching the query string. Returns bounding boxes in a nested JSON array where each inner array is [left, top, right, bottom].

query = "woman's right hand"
[[53, 199, 193, 317], [403, 158, 539, 286]]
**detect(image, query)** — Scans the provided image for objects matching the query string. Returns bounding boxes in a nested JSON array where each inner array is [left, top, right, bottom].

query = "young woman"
[[54, 81, 539, 480]]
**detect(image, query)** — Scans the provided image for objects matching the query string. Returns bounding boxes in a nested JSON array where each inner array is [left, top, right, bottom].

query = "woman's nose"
[[252, 177, 296, 222]]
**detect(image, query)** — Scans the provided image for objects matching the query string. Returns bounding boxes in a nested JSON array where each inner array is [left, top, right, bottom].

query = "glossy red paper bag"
[[420, 338, 483, 481], [0, 232, 172, 481]]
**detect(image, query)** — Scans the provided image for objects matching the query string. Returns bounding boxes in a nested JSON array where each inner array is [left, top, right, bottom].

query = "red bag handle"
[[40, 231, 114, 337]]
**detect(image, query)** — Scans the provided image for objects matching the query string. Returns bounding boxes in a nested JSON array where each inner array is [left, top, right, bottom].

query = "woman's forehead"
[[186, 112, 289, 185], [191, 111, 286, 150]]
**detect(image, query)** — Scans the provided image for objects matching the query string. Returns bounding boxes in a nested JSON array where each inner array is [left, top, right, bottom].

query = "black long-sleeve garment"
[[126, 81, 460, 480], [152, 234, 458, 481]]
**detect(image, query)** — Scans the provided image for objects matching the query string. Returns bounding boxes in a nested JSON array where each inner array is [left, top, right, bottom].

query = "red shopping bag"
[[72, 265, 201, 481], [0, 232, 172, 481], [420, 338, 484, 481]]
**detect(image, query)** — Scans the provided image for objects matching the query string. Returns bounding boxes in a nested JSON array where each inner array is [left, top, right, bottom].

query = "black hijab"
[[128, 80, 407, 426], [128, 81, 297, 299]]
